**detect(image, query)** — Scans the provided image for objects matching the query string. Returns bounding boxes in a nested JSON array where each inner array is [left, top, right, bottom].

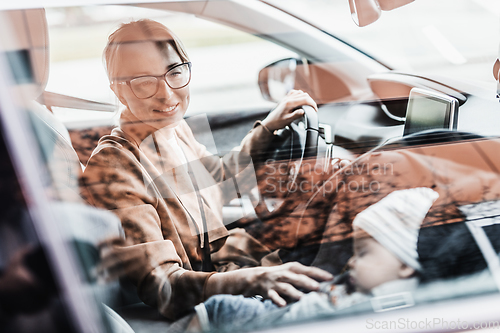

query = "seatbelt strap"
[[185, 161, 214, 272], [152, 133, 214, 272]]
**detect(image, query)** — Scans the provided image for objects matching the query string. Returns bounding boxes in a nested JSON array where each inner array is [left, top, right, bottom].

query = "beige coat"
[[81, 113, 276, 319]]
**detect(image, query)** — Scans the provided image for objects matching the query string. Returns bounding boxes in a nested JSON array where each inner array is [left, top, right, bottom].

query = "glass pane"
[[270, 0, 499, 87], [0, 113, 78, 333], [3, 2, 500, 333], [45, 5, 297, 123]]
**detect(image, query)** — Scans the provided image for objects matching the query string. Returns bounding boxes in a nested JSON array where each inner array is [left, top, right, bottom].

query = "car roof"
[[0, 0, 203, 10]]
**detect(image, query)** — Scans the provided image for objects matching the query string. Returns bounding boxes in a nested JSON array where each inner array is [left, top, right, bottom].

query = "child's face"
[[348, 236, 414, 293]]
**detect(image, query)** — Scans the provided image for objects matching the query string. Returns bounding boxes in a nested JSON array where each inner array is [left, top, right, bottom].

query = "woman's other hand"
[[261, 90, 318, 132], [206, 262, 333, 307], [244, 262, 333, 306]]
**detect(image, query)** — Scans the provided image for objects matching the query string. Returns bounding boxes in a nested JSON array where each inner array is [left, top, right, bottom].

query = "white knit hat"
[[352, 187, 439, 271]]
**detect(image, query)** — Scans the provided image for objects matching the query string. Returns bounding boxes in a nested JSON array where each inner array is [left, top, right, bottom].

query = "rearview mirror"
[[258, 58, 350, 104], [348, 0, 380, 27], [349, 0, 414, 27]]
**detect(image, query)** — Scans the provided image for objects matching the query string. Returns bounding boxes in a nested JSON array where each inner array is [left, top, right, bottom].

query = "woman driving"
[[81, 19, 332, 320]]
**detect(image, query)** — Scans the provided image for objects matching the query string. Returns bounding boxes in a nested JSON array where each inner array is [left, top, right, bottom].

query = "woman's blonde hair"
[[103, 19, 189, 81]]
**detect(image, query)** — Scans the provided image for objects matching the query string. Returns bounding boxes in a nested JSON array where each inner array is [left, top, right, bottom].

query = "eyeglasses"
[[116, 62, 191, 99]]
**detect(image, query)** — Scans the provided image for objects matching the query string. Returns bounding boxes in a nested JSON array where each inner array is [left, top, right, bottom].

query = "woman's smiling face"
[[112, 40, 189, 131]]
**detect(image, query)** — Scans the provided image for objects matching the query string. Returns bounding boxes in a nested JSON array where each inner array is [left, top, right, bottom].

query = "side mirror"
[[493, 58, 500, 81], [258, 58, 350, 104], [258, 58, 297, 102], [494, 58, 500, 99]]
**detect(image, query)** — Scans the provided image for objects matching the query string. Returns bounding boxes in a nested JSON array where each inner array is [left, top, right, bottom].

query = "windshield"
[[2, 2, 500, 333], [268, 0, 499, 89]]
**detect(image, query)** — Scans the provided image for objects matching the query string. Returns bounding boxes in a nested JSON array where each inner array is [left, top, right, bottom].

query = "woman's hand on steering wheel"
[[243, 262, 333, 307], [331, 157, 352, 172], [262, 90, 318, 132]]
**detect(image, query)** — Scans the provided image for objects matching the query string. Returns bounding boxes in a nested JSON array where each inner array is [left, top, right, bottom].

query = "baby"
[[189, 187, 439, 332]]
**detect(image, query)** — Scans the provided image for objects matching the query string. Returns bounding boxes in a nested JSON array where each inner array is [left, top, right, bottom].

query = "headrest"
[[0, 9, 49, 99]]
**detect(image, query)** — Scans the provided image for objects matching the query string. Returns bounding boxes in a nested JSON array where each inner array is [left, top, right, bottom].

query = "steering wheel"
[[264, 105, 319, 162], [252, 105, 320, 218]]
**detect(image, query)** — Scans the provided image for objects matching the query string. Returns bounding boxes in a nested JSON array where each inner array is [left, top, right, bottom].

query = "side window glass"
[[45, 7, 298, 124]]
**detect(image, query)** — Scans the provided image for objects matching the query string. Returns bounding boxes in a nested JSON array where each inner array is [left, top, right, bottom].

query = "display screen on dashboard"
[[403, 88, 459, 136]]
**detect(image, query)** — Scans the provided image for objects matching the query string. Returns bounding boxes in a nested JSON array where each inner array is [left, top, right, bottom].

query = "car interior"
[[1, 1, 500, 332]]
